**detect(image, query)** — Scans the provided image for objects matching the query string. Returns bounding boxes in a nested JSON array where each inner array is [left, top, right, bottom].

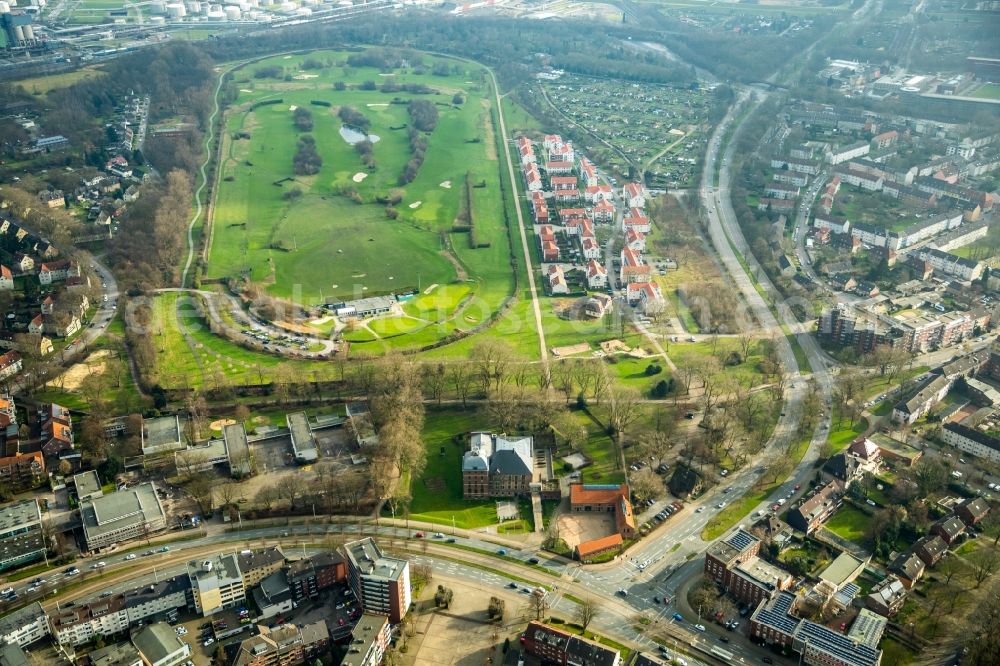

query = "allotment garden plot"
[[206, 49, 513, 350], [540, 73, 711, 185]]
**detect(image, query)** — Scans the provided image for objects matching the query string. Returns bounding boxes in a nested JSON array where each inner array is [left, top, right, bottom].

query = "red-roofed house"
[[584, 184, 613, 204], [524, 165, 543, 192], [592, 200, 615, 223], [619, 247, 650, 284], [622, 213, 651, 234], [581, 235, 600, 260], [543, 134, 563, 151], [559, 208, 590, 224], [626, 282, 664, 313], [0, 351, 22, 381], [625, 227, 646, 252], [623, 182, 646, 209], [547, 265, 569, 295], [519, 143, 536, 166], [0, 265, 12, 290], [28, 314, 44, 335], [871, 130, 899, 150], [569, 483, 636, 539], [541, 241, 559, 263], [38, 260, 79, 285], [586, 259, 607, 289], [546, 160, 574, 175], [548, 142, 574, 164], [575, 533, 624, 562], [565, 219, 592, 237], [579, 157, 599, 188], [551, 176, 578, 192]]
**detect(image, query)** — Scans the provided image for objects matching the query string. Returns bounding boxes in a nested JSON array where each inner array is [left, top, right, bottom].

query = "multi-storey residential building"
[[0, 603, 49, 648], [786, 481, 843, 534], [344, 538, 411, 623], [461, 432, 534, 499], [913, 247, 984, 281], [0, 450, 44, 493], [237, 547, 286, 588], [865, 576, 906, 617], [749, 592, 882, 666], [522, 621, 621, 666], [826, 141, 871, 165], [0, 499, 46, 571], [341, 614, 390, 666], [51, 576, 189, 646], [80, 483, 167, 551], [705, 529, 793, 607], [188, 554, 246, 616], [230, 621, 328, 666]]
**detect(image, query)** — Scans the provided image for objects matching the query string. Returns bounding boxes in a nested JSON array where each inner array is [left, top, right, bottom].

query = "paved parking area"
[[250, 436, 296, 474]]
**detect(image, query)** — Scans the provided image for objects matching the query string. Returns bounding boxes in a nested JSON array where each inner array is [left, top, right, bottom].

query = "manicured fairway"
[[206, 49, 514, 350]]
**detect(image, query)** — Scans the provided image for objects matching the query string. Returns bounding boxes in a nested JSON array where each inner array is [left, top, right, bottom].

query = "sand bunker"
[[669, 128, 685, 136], [310, 316, 334, 326], [283, 55, 293, 59], [366, 103, 389, 108], [210, 418, 237, 431], [293, 73, 318, 80], [240, 88, 253, 93], [440, 181, 452, 188], [289, 105, 298, 111], [408, 201, 422, 209], [352, 172, 368, 183], [423, 283, 439, 294]]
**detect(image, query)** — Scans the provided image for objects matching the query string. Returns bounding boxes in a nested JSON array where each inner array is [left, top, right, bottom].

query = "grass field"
[[970, 83, 1000, 100], [14, 67, 106, 96], [824, 504, 869, 543], [207, 49, 513, 352]]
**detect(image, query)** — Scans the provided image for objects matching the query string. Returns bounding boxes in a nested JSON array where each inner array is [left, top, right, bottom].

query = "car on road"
[[497, 549, 507, 556], [717, 502, 726, 509], [617, 589, 628, 596], [447, 538, 456, 543], [653, 597, 660, 604], [0, 588, 11, 596], [508, 583, 518, 589], [203, 639, 215, 647], [723, 487, 733, 493], [125, 553, 136, 560], [672, 613, 684, 622], [695, 506, 704, 513], [434, 532, 445, 538], [761, 658, 774, 664], [694, 624, 706, 632], [528, 558, 539, 565]]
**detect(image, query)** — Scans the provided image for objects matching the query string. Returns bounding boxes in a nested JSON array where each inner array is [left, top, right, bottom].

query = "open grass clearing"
[[823, 504, 869, 543]]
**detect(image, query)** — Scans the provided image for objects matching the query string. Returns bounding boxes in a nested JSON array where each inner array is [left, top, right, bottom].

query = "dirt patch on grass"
[[556, 512, 617, 549], [439, 250, 469, 281], [58, 350, 112, 391]]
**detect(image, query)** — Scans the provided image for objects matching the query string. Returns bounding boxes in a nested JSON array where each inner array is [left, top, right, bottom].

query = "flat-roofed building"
[[344, 538, 411, 623], [187, 554, 246, 616], [141, 416, 184, 455], [73, 470, 104, 501], [287, 412, 318, 464], [131, 622, 191, 666], [236, 546, 285, 587], [80, 483, 167, 551], [341, 613, 390, 666], [0, 602, 49, 648], [0, 499, 45, 571], [223, 423, 252, 478], [85, 642, 142, 666]]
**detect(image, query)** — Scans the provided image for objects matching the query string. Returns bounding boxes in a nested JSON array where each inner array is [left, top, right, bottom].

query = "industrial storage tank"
[[22, 24, 33, 39], [224, 5, 240, 19], [206, 7, 225, 18], [149, 0, 166, 12], [185, 0, 201, 11], [900, 86, 921, 94], [0, 2, 11, 14], [166, 2, 186, 17], [12, 24, 23, 41], [148, 14, 166, 24]]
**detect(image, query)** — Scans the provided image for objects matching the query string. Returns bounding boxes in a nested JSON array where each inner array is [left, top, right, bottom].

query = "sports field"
[[970, 83, 1000, 100], [206, 49, 513, 349]]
